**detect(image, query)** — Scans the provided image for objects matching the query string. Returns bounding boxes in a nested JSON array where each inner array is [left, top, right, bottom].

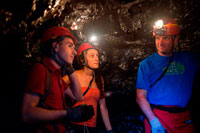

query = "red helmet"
[[153, 18, 179, 36], [77, 43, 98, 56], [41, 26, 77, 45]]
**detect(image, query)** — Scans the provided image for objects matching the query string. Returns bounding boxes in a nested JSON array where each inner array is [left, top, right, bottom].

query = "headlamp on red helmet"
[[153, 18, 179, 36]]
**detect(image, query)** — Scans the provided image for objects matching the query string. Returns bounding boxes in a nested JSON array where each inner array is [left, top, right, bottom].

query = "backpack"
[[37, 62, 52, 109]]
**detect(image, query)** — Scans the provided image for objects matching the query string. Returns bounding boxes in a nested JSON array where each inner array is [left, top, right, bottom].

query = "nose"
[[159, 37, 165, 44], [95, 55, 99, 61], [72, 47, 77, 55]]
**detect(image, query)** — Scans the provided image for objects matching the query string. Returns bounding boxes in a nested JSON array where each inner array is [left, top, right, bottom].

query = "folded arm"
[[63, 72, 83, 101]]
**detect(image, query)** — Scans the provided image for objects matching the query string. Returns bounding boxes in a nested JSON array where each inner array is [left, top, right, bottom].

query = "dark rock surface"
[[1, 0, 200, 132]]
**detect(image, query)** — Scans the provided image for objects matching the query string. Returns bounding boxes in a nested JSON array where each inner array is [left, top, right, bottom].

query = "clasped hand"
[[66, 104, 94, 122]]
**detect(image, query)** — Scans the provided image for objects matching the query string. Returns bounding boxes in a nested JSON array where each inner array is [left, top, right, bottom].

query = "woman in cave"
[[63, 43, 113, 133]]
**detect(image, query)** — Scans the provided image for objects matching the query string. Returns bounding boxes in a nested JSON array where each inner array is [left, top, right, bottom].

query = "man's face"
[[155, 35, 174, 56], [55, 37, 76, 65], [85, 49, 99, 69]]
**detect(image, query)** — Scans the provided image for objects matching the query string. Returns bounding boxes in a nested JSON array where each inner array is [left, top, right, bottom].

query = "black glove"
[[63, 65, 75, 76], [81, 104, 95, 121], [66, 104, 94, 122]]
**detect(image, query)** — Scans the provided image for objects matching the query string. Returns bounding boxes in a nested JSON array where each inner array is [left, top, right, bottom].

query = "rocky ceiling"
[[1, 0, 200, 95], [1, 1, 200, 131]]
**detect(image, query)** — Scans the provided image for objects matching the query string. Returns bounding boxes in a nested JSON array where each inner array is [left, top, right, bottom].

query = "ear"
[[174, 35, 179, 45], [80, 58, 84, 64], [52, 42, 59, 52]]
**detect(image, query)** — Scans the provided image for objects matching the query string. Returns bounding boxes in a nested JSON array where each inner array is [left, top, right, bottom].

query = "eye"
[[156, 36, 160, 40], [163, 36, 170, 40], [66, 42, 74, 48], [68, 43, 73, 47]]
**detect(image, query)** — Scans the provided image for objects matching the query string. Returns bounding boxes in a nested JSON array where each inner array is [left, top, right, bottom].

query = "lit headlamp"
[[153, 18, 179, 36], [153, 19, 166, 35]]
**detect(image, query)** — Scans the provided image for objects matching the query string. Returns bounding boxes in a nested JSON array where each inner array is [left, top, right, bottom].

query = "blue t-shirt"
[[136, 52, 200, 108]]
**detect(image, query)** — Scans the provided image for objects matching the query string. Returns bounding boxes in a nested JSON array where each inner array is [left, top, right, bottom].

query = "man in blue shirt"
[[136, 18, 199, 133]]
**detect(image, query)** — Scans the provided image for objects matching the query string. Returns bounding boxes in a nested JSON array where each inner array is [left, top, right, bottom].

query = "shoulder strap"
[[37, 62, 52, 109], [150, 55, 173, 88], [35, 61, 60, 131], [83, 74, 95, 96]]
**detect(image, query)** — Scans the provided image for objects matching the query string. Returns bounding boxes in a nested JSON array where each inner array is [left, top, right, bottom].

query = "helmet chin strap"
[[83, 51, 96, 71], [86, 65, 95, 71]]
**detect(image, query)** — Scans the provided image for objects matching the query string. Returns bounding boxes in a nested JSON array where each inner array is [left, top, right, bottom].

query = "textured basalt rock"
[[1, 0, 200, 131]]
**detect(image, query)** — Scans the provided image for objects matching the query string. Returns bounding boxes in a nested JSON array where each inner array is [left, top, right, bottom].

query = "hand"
[[150, 118, 166, 133], [81, 104, 94, 121], [66, 104, 94, 122], [63, 64, 75, 76]]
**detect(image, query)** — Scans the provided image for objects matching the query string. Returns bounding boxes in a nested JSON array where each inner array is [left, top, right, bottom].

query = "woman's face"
[[85, 49, 99, 69]]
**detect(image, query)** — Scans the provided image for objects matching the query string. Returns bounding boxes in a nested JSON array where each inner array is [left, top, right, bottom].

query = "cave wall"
[[1, 0, 200, 94], [1, 0, 200, 132]]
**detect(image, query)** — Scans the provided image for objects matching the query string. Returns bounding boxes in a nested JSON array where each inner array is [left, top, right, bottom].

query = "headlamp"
[[155, 20, 164, 29], [154, 19, 166, 35], [153, 18, 180, 36]]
